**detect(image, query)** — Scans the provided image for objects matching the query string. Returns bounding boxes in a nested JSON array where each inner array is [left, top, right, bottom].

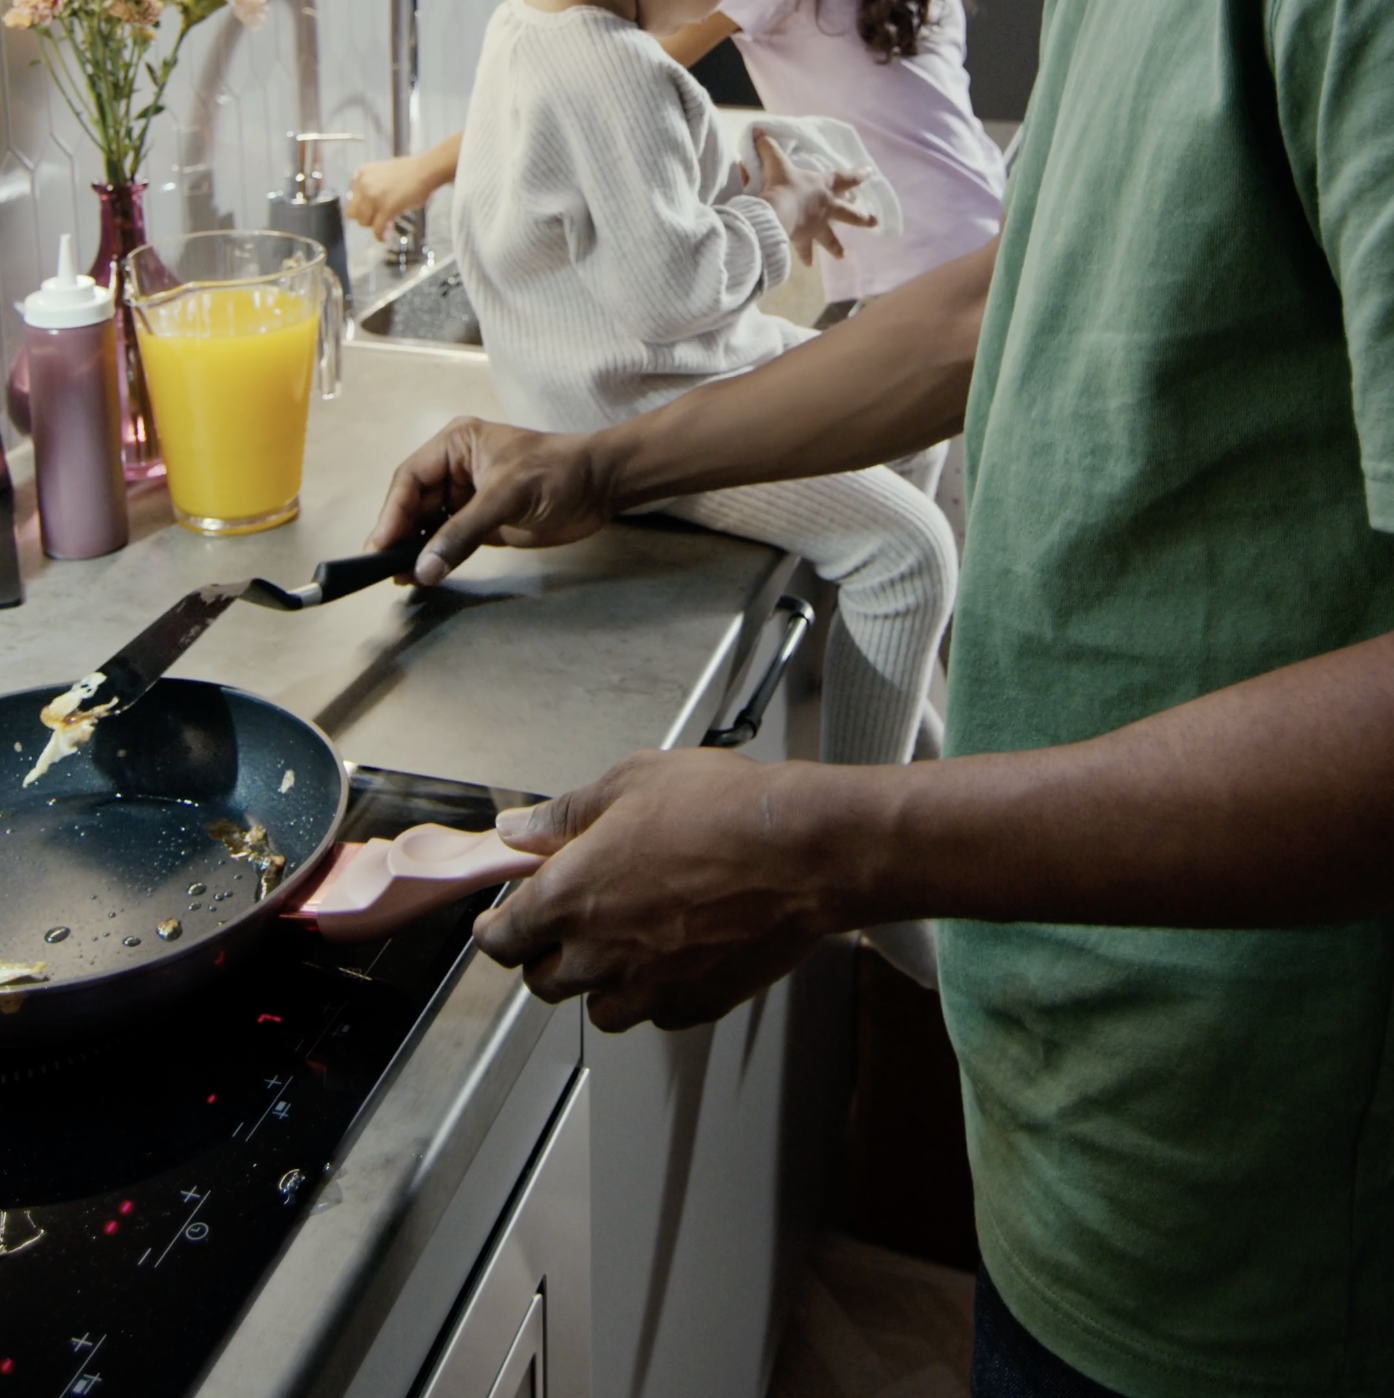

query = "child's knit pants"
[[662, 453, 956, 767]]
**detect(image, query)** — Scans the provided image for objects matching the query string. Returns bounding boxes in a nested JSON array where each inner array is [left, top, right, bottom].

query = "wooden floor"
[[767, 1233, 976, 1398]]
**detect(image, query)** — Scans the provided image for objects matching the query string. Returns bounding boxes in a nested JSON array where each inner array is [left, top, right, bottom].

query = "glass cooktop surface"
[[0, 765, 540, 1398]]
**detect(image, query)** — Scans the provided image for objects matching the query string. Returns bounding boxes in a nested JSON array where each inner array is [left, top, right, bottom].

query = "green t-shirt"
[[939, 2, 1394, 1395]]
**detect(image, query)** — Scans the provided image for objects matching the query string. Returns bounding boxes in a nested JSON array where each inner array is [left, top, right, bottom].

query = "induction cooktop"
[[0, 764, 541, 1398]]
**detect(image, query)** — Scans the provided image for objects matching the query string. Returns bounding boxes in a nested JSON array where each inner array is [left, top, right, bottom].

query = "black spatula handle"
[[311, 540, 426, 604]]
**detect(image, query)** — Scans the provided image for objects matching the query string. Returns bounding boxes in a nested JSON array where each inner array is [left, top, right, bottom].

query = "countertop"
[[0, 336, 795, 1398], [0, 338, 793, 793]]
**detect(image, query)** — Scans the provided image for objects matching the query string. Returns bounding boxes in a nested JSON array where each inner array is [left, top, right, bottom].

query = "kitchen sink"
[[356, 259, 484, 350]]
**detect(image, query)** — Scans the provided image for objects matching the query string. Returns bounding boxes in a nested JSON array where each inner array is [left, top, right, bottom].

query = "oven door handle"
[[701, 594, 815, 750]]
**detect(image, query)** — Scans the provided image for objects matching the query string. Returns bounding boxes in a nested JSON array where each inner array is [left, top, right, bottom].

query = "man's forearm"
[[598, 237, 996, 509], [820, 629, 1394, 930]]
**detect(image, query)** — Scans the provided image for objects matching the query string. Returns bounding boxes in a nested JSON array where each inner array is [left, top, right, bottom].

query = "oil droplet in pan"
[[121, 936, 141, 948], [43, 926, 70, 944], [157, 920, 182, 942], [187, 882, 207, 897]]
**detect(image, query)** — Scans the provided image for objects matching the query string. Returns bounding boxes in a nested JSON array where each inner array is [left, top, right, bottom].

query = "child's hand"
[[346, 154, 436, 241], [752, 131, 877, 266]]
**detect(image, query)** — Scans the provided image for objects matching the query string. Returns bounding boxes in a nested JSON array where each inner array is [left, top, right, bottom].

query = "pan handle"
[[309, 540, 427, 605], [290, 824, 545, 941], [702, 594, 815, 749]]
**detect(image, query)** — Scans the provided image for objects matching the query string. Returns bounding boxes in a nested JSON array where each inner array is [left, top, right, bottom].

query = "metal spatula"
[[65, 540, 423, 723]]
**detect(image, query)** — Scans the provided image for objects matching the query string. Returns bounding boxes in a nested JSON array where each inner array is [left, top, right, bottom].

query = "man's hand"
[[753, 131, 877, 266], [472, 750, 871, 1032], [367, 416, 621, 584], [465, 629, 1394, 1035], [366, 240, 993, 564]]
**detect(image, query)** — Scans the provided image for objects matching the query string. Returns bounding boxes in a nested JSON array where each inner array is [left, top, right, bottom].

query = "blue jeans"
[[972, 1269, 1124, 1398]]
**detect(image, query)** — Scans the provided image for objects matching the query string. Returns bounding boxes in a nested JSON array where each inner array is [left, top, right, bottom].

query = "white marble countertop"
[[0, 338, 792, 798]]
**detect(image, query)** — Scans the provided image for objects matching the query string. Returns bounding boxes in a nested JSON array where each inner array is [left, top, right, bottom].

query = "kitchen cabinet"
[[419, 1074, 590, 1398]]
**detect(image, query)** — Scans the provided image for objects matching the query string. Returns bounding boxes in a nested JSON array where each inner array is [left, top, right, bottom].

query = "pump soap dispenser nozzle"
[[267, 131, 361, 306]]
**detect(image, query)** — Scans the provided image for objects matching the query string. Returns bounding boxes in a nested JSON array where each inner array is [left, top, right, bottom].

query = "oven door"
[[418, 1072, 590, 1398]]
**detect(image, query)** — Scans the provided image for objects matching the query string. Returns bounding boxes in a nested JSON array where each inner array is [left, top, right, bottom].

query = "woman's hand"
[[753, 131, 877, 266], [367, 416, 622, 584], [472, 750, 879, 1031]]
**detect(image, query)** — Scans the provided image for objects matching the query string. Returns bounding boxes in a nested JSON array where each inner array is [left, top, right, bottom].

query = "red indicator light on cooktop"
[[118, 1199, 134, 1215], [206, 1092, 218, 1104], [256, 1013, 283, 1024], [103, 1220, 119, 1235], [1, 1357, 14, 1375]]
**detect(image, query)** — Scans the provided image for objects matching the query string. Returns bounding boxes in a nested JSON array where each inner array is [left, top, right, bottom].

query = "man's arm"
[[472, 625, 1394, 1032], [368, 237, 993, 581]]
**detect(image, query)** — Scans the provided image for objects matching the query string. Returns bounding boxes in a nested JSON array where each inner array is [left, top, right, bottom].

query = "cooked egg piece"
[[0, 962, 50, 986], [21, 672, 117, 788]]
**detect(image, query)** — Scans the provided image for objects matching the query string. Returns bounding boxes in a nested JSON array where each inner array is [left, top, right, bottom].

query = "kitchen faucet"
[[389, 0, 429, 265], [182, 0, 323, 234]]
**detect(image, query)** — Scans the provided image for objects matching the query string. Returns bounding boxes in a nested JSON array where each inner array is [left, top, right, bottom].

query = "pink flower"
[[228, 0, 265, 29], [108, 0, 164, 25], [3, 0, 64, 29]]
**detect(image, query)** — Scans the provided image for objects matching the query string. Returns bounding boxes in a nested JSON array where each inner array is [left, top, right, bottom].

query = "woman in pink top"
[[348, 0, 1004, 310], [671, 0, 1005, 305]]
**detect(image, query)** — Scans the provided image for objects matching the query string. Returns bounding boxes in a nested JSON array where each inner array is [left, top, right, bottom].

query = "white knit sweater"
[[450, 0, 812, 433]]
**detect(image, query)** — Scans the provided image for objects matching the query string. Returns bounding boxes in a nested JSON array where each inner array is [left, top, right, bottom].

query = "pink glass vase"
[[88, 183, 163, 483]]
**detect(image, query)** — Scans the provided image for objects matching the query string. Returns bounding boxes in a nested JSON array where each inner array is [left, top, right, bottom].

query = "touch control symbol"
[[59, 1335, 105, 1396]]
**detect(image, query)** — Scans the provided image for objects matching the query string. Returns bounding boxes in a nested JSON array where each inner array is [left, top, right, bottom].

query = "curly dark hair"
[[853, 0, 935, 61]]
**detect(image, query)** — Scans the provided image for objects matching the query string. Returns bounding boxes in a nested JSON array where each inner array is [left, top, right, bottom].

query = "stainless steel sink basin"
[[356, 260, 484, 350]]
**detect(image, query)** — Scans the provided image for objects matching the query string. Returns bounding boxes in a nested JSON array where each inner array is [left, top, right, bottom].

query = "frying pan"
[[0, 678, 348, 1040], [0, 676, 545, 1042]]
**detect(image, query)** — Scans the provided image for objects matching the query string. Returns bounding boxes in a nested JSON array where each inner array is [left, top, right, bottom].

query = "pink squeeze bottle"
[[24, 235, 128, 559]]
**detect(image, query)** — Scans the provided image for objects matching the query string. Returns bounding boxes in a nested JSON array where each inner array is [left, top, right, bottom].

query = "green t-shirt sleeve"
[[1268, 0, 1394, 531]]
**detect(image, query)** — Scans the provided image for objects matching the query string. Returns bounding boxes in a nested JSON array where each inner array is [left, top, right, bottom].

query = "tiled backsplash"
[[0, 0, 496, 447]]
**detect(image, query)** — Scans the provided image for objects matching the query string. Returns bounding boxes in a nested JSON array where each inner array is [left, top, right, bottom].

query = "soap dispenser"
[[23, 235, 127, 560], [268, 131, 361, 305]]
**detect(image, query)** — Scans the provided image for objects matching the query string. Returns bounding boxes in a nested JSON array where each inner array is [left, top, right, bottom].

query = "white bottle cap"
[[23, 234, 115, 330]]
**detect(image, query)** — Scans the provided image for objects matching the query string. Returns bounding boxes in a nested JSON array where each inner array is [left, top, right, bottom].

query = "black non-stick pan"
[[0, 678, 347, 1040]]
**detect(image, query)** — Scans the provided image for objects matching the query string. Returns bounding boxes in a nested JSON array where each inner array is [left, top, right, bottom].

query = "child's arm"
[[554, 54, 864, 344], [347, 13, 735, 243], [658, 11, 740, 66], [346, 133, 463, 241]]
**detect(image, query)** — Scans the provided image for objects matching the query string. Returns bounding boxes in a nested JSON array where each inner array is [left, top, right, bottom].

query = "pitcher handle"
[[318, 267, 344, 401]]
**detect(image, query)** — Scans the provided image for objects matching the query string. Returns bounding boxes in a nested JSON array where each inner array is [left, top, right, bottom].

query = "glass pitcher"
[[125, 231, 343, 535]]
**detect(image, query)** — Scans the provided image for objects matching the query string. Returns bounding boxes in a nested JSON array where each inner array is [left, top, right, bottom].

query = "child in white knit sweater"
[[449, 0, 957, 769]]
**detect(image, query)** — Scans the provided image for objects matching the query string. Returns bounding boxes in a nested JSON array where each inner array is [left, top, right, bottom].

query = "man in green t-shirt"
[[370, 1, 1394, 1391]]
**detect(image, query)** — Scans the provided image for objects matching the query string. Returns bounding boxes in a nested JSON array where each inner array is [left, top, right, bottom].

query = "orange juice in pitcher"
[[127, 233, 343, 535]]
